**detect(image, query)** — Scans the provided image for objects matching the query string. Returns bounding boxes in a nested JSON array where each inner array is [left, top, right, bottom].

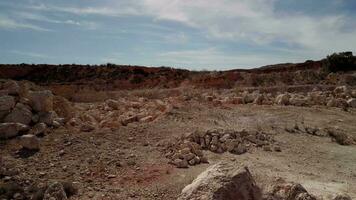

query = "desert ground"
[[1, 60, 356, 200]]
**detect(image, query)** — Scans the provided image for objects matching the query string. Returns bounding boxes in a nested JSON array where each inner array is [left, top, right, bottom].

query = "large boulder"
[[28, 90, 54, 112], [4, 103, 32, 125], [0, 122, 29, 139], [275, 94, 291, 105], [20, 134, 40, 150], [178, 162, 262, 200]]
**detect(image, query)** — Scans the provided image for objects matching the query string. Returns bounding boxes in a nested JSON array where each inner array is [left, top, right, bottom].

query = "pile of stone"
[[165, 129, 279, 168], [0, 80, 65, 150], [203, 85, 356, 109], [68, 98, 174, 131], [264, 182, 352, 200]]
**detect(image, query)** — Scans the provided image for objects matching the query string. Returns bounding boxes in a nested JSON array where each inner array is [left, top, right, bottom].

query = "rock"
[[0, 123, 29, 139], [308, 92, 327, 106], [333, 194, 352, 200], [80, 123, 95, 132], [182, 153, 196, 161], [106, 99, 119, 110], [290, 97, 308, 106], [347, 98, 356, 108], [4, 103, 32, 125], [275, 94, 291, 105], [2, 80, 20, 95], [28, 90, 54, 112], [200, 157, 209, 163], [273, 146, 282, 152], [172, 159, 189, 168], [0, 95, 16, 120], [121, 115, 138, 126], [231, 97, 244, 104], [335, 98, 348, 109], [53, 96, 74, 121], [288, 184, 316, 200], [334, 86, 349, 95], [140, 115, 154, 122], [32, 114, 40, 123], [29, 123, 47, 136], [351, 90, 356, 98], [0, 182, 24, 200], [326, 128, 354, 145], [266, 183, 317, 200], [39, 111, 58, 126], [243, 92, 256, 104], [178, 162, 261, 200], [205, 96, 214, 102], [263, 146, 272, 152], [43, 182, 68, 200], [253, 94, 264, 105], [20, 134, 40, 150], [232, 144, 247, 155], [188, 159, 196, 166]]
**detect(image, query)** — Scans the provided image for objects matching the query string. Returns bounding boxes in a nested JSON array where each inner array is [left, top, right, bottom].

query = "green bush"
[[323, 52, 356, 72]]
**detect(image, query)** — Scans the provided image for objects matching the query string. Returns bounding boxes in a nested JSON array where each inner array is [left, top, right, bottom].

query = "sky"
[[0, 0, 356, 70]]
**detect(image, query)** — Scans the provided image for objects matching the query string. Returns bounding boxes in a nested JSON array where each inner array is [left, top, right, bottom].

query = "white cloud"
[[27, 0, 356, 55], [0, 15, 50, 31]]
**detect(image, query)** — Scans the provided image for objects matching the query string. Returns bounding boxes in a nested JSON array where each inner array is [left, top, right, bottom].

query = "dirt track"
[[2, 100, 356, 199]]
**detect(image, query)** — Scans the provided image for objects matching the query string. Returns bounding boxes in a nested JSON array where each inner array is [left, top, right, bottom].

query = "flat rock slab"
[[178, 162, 262, 200]]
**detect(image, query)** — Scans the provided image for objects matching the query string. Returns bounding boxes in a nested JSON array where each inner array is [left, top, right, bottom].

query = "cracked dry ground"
[[1, 102, 356, 200]]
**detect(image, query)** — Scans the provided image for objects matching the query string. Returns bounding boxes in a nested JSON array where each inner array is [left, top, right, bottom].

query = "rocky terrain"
[[1, 53, 356, 200]]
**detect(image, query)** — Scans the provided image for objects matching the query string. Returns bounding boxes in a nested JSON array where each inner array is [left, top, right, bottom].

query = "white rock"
[[0, 122, 29, 139], [4, 103, 32, 125], [178, 162, 261, 200], [28, 90, 54, 112], [20, 134, 40, 150]]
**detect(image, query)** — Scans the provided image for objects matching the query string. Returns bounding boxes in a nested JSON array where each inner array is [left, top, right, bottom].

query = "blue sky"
[[1, 0, 356, 70]]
